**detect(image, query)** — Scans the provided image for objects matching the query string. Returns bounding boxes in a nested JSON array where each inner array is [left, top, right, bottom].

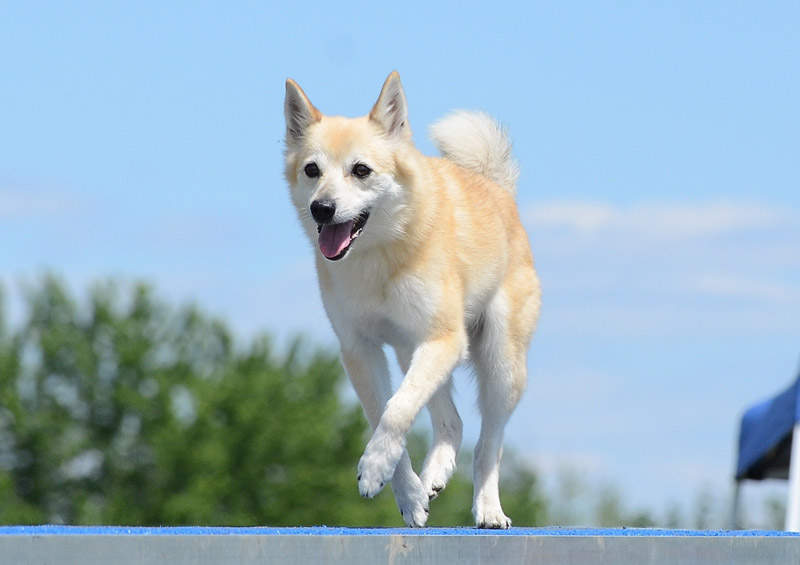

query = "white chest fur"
[[318, 255, 440, 351]]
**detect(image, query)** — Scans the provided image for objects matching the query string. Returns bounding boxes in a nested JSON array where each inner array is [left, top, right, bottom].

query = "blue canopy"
[[736, 376, 800, 481]]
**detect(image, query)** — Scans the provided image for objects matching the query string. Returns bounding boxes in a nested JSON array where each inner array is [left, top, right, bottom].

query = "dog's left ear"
[[369, 71, 411, 140]]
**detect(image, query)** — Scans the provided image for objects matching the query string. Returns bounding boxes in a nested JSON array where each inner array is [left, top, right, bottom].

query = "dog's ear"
[[369, 71, 411, 140], [285, 79, 321, 146]]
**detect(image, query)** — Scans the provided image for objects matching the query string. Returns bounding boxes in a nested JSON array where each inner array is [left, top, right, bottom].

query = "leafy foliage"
[[0, 276, 548, 526]]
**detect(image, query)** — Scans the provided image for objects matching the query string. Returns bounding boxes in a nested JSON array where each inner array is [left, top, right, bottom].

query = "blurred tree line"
[[0, 276, 777, 528], [0, 276, 548, 526]]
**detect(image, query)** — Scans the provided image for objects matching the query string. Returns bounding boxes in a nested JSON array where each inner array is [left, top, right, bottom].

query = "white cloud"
[[525, 200, 788, 239], [692, 274, 800, 303], [0, 187, 80, 218], [526, 201, 617, 232], [521, 198, 800, 336]]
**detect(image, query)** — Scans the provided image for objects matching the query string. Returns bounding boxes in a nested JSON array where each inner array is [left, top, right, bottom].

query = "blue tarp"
[[736, 377, 800, 480]]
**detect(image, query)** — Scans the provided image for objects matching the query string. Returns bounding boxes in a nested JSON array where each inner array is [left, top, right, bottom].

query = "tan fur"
[[284, 72, 540, 528]]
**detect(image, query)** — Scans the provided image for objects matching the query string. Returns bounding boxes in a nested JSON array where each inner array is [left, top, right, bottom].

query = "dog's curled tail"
[[429, 110, 519, 192]]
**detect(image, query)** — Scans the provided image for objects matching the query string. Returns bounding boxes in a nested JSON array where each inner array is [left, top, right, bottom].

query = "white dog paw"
[[420, 447, 457, 500], [474, 506, 512, 529], [393, 476, 430, 527], [357, 462, 387, 498], [357, 433, 404, 498]]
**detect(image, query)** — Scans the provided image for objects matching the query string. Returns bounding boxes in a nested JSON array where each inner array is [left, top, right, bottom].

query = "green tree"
[[692, 487, 714, 530], [762, 495, 786, 531], [0, 275, 549, 527]]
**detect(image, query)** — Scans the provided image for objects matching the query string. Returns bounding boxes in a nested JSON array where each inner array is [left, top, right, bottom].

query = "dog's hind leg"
[[341, 339, 430, 527], [421, 379, 462, 500], [396, 349, 463, 501], [470, 286, 535, 529]]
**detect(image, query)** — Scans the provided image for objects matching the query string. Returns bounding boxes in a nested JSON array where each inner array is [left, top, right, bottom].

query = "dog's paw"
[[420, 446, 458, 500], [393, 474, 430, 528], [474, 506, 512, 529], [356, 463, 386, 498], [357, 433, 404, 498]]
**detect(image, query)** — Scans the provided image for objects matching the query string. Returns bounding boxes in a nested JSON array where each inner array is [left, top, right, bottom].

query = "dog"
[[283, 71, 541, 528]]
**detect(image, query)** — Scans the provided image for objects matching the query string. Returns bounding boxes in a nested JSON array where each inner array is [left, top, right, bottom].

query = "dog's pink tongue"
[[319, 221, 355, 258]]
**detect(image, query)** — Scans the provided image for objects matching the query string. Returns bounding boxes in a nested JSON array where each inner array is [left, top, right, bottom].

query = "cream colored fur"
[[430, 110, 520, 192], [283, 72, 541, 528]]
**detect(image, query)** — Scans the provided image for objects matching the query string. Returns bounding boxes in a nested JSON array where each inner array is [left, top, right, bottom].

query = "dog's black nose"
[[310, 199, 336, 224]]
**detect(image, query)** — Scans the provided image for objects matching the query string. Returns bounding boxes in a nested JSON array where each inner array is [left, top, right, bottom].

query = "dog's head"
[[283, 72, 413, 261]]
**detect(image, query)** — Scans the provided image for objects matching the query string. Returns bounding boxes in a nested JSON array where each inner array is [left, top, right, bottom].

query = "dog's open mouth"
[[317, 210, 370, 261]]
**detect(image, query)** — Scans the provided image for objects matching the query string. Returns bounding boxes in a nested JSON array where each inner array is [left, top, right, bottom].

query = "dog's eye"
[[352, 164, 372, 179], [304, 163, 320, 178]]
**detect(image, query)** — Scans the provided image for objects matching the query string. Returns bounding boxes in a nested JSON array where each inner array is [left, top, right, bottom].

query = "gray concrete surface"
[[0, 532, 799, 565]]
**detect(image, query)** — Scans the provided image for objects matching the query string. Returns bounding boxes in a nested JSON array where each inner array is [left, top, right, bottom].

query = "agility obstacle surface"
[[1, 526, 799, 564]]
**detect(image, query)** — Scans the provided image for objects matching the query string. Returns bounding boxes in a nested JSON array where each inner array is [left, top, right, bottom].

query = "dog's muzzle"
[[316, 209, 370, 261]]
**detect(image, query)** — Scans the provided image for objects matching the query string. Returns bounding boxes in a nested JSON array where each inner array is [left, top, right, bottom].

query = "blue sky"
[[1, 2, 799, 524]]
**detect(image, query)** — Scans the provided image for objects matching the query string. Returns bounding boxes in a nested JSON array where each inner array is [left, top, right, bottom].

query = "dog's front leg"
[[357, 331, 466, 500], [340, 338, 430, 526]]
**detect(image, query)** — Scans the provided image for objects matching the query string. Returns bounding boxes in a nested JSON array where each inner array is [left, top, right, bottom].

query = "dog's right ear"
[[285, 79, 321, 145]]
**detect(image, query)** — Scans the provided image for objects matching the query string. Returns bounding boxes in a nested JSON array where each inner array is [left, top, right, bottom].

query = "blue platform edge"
[[0, 526, 798, 537]]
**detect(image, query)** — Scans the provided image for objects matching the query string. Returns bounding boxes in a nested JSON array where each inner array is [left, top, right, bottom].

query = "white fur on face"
[[289, 147, 408, 255]]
